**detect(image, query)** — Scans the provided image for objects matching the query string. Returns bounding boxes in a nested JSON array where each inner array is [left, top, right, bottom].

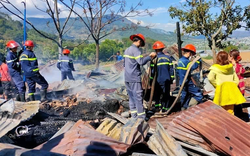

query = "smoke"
[[40, 64, 62, 83]]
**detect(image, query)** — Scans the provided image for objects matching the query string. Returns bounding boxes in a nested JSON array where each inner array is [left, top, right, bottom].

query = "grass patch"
[[76, 61, 115, 71], [202, 55, 213, 60]]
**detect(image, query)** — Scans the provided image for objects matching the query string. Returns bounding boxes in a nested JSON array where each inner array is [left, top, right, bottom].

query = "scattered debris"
[[147, 120, 187, 156], [0, 59, 249, 156], [148, 101, 250, 155], [35, 120, 130, 156], [0, 99, 39, 138]]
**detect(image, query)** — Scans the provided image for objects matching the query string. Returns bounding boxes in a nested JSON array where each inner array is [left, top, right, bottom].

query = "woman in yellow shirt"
[[208, 51, 246, 115]]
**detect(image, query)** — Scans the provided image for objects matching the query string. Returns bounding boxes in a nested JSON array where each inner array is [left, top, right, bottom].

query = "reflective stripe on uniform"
[[151, 62, 171, 66], [20, 54, 37, 61], [177, 60, 200, 70], [157, 62, 170, 66], [137, 112, 145, 116], [28, 93, 34, 95], [171, 75, 175, 78], [58, 60, 70, 62], [155, 104, 161, 107], [162, 107, 169, 110], [150, 76, 153, 79], [6, 58, 17, 63], [178, 61, 185, 67], [158, 57, 169, 62], [33, 68, 39, 72], [177, 62, 191, 70], [20, 56, 37, 61], [131, 110, 137, 114], [123, 55, 143, 60]]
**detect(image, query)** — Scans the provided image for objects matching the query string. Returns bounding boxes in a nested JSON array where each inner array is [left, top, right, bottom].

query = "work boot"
[[40, 89, 47, 102], [15, 94, 21, 101], [20, 93, 26, 102], [29, 94, 35, 101]]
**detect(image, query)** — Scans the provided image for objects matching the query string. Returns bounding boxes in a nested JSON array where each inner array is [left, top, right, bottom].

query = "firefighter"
[[124, 33, 156, 119], [151, 41, 174, 112], [6, 40, 26, 102], [57, 49, 75, 81], [177, 44, 203, 110], [20, 40, 48, 101]]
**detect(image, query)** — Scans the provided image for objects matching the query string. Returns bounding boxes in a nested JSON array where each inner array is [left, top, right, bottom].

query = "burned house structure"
[[0, 45, 250, 156]]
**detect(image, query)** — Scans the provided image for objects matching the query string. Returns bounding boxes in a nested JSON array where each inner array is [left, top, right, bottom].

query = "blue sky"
[[123, 0, 250, 31], [2, 0, 249, 32]]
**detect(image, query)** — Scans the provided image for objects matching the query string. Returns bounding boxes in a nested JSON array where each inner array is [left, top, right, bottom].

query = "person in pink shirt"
[[229, 49, 245, 94], [229, 49, 246, 120], [0, 58, 12, 99]]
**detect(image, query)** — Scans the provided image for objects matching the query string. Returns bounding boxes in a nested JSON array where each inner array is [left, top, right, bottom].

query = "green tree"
[[223, 44, 239, 53], [82, 43, 96, 63], [99, 39, 123, 61], [72, 47, 82, 60], [169, 0, 244, 63]]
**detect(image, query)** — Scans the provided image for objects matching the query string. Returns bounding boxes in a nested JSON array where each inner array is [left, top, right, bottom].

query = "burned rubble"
[[0, 51, 250, 156]]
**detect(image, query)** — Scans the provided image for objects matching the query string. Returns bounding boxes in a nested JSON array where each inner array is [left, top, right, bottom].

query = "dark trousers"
[[154, 81, 171, 111], [61, 71, 74, 81], [2, 81, 11, 96], [11, 72, 26, 94], [125, 82, 145, 118], [26, 73, 48, 95], [181, 84, 203, 109]]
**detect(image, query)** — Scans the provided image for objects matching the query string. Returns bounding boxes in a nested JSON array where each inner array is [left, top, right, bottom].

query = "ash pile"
[[0, 61, 130, 150]]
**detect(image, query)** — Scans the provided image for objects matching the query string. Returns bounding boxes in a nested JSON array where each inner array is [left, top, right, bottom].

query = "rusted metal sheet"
[[119, 118, 149, 145], [178, 141, 219, 156], [147, 120, 187, 156], [0, 99, 39, 138], [148, 101, 250, 155], [111, 60, 124, 73], [0, 143, 65, 156], [36, 120, 130, 156]]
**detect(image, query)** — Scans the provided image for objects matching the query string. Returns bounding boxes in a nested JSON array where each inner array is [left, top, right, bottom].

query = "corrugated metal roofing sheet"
[[36, 120, 130, 156], [148, 101, 250, 155], [147, 120, 187, 156], [0, 99, 40, 138]]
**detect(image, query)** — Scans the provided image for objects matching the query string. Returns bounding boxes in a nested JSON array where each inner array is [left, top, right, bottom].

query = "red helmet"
[[152, 41, 165, 50], [181, 44, 196, 53], [130, 33, 145, 46], [24, 40, 34, 47], [63, 49, 70, 54], [6, 40, 20, 49]]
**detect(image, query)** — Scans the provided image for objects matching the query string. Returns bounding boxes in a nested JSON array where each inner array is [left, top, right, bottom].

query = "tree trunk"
[[95, 40, 100, 70], [58, 36, 63, 58], [212, 38, 217, 64]]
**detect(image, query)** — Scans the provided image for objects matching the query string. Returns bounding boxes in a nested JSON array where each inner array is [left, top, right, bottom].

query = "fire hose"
[[154, 56, 201, 116], [144, 57, 158, 110]]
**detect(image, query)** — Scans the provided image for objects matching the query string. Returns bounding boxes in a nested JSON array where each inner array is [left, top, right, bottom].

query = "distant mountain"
[[27, 15, 200, 45], [230, 30, 250, 38]]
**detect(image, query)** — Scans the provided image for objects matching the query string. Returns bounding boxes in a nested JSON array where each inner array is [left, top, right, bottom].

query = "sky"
[[1, 0, 249, 32]]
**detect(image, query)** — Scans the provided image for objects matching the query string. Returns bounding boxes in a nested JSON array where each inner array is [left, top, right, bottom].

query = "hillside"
[[27, 16, 200, 45]]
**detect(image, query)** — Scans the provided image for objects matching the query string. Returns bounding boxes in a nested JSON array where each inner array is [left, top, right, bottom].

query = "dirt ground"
[[240, 52, 250, 63]]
